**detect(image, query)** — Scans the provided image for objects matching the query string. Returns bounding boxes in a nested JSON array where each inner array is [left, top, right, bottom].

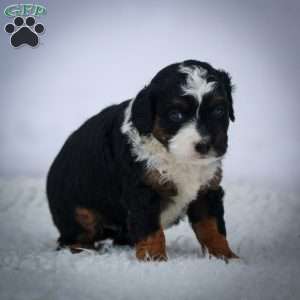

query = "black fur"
[[131, 86, 155, 135], [47, 101, 160, 245], [46, 59, 235, 248], [187, 187, 226, 236]]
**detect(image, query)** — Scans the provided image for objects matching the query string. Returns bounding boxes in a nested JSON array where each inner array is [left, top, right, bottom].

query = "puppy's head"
[[131, 60, 235, 162]]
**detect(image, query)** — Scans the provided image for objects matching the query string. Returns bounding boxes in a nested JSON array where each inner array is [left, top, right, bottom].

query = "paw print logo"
[[5, 16, 45, 48]]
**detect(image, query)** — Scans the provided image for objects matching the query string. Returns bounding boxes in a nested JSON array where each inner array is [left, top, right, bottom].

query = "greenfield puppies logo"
[[4, 4, 46, 48]]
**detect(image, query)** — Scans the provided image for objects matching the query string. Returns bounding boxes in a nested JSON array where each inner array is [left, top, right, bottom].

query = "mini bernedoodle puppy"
[[47, 59, 238, 261]]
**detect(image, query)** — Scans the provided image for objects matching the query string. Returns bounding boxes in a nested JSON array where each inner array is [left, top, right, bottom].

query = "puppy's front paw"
[[192, 218, 239, 261], [135, 227, 168, 262], [200, 235, 239, 260]]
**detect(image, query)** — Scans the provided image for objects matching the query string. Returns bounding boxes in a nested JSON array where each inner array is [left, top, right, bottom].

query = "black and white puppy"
[[47, 59, 238, 261]]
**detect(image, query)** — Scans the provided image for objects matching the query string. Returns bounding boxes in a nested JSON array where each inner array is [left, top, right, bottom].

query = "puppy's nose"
[[195, 142, 210, 154]]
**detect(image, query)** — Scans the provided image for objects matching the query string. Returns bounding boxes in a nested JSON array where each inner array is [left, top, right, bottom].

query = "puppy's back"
[[46, 101, 129, 234]]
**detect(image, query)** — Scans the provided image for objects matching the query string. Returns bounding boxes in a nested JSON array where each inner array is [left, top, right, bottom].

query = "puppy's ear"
[[131, 86, 155, 135], [219, 71, 235, 122]]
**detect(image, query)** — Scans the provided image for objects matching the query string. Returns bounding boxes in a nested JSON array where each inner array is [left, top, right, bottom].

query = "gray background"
[[0, 0, 299, 191]]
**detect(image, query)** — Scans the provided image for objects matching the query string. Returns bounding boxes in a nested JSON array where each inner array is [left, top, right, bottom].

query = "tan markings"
[[152, 117, 171, 146], [75, 207, 101, 242], [199, 167, 222, 192], [144, 168, 177, 197], [136, 226, 167, 261], [144, 168, 178, 212], [192, 217, 238, 260]]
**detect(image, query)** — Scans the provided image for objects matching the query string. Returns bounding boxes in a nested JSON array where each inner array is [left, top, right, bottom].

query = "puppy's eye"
[[212, 107, 225, 118], [168, 110, 184, 122]]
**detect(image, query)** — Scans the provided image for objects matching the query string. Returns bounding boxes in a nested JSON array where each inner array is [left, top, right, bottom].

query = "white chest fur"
[[121, 99, 222, 229], [123, 125, 221, 229], [157, 158, 220, 228]]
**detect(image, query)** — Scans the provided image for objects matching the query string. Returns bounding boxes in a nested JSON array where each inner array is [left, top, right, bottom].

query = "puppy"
[[47, 59, 238, 261]]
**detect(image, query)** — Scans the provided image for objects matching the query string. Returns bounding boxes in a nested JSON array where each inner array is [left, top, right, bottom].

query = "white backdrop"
[[1, 0, 299, 191]]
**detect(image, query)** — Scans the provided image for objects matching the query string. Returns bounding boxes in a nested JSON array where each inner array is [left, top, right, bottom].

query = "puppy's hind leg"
[[56, 207, 103, 253], [55, 218, 82, 252]]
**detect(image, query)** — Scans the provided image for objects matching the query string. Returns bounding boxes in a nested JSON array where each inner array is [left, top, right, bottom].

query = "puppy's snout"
[[195, 141, 210, 155]]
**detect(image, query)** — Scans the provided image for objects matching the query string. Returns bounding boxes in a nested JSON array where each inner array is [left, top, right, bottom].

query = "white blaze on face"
[[179, 64, 216, 105], [169, 65, 216, 161], [168, 121, 202, 160]]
